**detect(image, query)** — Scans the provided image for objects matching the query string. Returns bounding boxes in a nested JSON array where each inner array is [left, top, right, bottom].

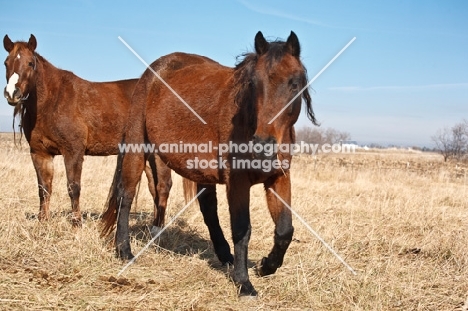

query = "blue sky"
[[1, 0, 467, 146]]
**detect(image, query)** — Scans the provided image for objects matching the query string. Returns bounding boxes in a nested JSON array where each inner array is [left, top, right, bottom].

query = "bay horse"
[[3, 34, 172, 228], [101, 31, 317, 296]]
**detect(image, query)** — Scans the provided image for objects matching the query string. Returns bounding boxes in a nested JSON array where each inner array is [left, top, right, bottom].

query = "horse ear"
[[286, 31, 300, 57], [254, 31, 269, 55], [3, 35, 13, 52], [28, 34, 37, 52]]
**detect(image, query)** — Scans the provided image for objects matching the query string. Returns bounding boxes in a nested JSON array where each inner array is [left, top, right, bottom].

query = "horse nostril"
[[266, 136, 277, 146], [13, 87, 21, 98], [252, 135, 277, 160], [252, 135, 260, 144]]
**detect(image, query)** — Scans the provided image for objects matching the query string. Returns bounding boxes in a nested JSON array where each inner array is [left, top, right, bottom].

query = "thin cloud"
[[328, 83, 468, 92], [237, 1, 468, 38], [237, 0, 392, 33], [237, 0, 333, 28]]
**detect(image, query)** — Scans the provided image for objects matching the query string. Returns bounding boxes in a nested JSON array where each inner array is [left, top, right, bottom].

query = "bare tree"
[[323, 127, 351, 144], [295, 126, 351, 148], [431, 127, 453, 162], [295, 126, 322, 144], [432, 120, 468, 162], [451, 122, 468, 160]]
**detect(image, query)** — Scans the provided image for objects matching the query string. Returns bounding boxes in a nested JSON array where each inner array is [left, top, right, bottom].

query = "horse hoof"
[[220, 253, 234, 266], [238, 281, 258, 297], [239, 294, 258, 301], [255, 257, 277, 277], [117, 250, 135, 261]]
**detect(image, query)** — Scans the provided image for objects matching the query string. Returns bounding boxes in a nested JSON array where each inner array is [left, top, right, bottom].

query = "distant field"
[[0, 132, 467, 310]]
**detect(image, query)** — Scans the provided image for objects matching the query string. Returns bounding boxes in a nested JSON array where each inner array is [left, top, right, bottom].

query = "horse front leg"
[[256, 172, 294, 277], [227, 176, 256, 296], [30, 152, 54, 221], [63, 151, 84, 227]]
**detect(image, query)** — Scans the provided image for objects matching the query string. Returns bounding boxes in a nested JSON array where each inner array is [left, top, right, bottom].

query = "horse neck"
[[228, 69, 257, 141], [34, 55, 63, 105], [19, 55, 61, 136]]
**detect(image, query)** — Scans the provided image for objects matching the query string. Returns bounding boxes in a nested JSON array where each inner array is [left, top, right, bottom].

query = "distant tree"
[[369, 143, 383, 149], [295, 126, 351, 151], [451, 122, 468, 160], [431, 127, 453, 162], [295, 126, 323, 144], [432, 120, 468, 161], [323, 128, 351, 144]]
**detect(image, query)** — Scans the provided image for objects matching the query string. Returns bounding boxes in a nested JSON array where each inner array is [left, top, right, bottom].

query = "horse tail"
[[100, 151, 126, 237], [183, 178, 198, 206], [100, 66, 155, 238], [100, 56, 178, 237]]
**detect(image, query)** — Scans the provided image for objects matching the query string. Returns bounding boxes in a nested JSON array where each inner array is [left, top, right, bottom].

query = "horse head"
[[3, 34, 38, 106], [249, 31, 317, 160]]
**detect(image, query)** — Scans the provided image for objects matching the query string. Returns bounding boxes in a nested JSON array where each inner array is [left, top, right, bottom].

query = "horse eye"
[[289, 77, 300, 91], [28, 61, 34, 67], [289, 79, 299, 91]]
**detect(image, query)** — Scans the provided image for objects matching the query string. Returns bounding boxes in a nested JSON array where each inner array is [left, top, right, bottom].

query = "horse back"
[[28, 70, 139, 156]]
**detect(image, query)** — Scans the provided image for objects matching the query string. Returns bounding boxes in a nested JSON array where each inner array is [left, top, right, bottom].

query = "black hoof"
[[117, 249, 134, 261], [255, 257, 277, 277], [220, 253, 234, 266], [238, 281, 258, 297]]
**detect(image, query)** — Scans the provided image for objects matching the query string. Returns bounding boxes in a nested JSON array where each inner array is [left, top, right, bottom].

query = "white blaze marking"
[[6, 72, 19, 98], [17, 54, 20, 59]]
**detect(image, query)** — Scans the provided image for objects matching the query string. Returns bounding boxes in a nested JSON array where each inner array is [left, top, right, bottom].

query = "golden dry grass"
[[0, 132, 467, 310]]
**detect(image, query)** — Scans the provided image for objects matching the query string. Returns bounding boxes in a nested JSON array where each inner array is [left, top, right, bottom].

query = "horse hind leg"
[[144, 154, 157, 200], [30, 153, 54, 221], [256, 173, 294, 277], [115, 152, 147, 259], [143, 154, 157, 235], [145, 154, 172, 237]]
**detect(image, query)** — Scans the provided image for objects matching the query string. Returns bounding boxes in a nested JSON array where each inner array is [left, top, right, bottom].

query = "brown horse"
[[101, 31, 317, 296], [3, 34, 172, 228]]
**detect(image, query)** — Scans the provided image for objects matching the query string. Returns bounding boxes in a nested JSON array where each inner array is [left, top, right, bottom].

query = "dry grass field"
[[0, 132, 467, 310]]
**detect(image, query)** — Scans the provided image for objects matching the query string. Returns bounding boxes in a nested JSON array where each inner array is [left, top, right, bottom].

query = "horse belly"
[[157, 150, 223, 184], [84, 142, 119, 156]]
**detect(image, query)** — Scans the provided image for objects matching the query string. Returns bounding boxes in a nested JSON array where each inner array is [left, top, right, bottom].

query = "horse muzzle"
[[4, 86, 28, 106], [252, 135, 277, 160]]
